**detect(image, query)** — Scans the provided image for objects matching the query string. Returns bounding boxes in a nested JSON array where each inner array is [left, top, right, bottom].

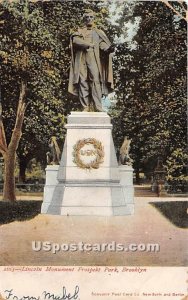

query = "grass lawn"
[[151, 201, 188, 228], [0, 200, 187, 229], [0, 200, 42, 225]]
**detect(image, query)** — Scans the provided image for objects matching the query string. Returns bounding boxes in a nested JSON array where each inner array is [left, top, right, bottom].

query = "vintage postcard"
[[0, 0, 187, 299]]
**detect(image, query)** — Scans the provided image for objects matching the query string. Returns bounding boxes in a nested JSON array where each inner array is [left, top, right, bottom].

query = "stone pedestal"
[[41, 165, 59, 213], [41, 112, 134, 216], [119, 165, 134, 214]]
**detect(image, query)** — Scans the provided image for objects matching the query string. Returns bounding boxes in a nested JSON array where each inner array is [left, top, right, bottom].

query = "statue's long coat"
[[68, 26, 114, 97]]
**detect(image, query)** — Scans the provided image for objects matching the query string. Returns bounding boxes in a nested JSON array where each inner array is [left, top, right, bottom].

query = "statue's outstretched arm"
[[73, 36, 94, 50]]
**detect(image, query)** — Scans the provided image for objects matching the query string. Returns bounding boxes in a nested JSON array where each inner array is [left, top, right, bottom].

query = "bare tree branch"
[[161, 0, 188, 22], [0, 101, 8, 155], [177, 0, 187, 13], [8, 80, 27, 152]]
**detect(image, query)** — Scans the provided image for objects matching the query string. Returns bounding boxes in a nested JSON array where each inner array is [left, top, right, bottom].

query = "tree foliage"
[[165, 148, 188, 193], [0, 0, 111, 196], [0, 0, 186, 194], [111, 1, 187, 184]]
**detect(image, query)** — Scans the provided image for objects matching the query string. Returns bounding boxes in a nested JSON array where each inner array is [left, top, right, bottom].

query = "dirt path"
[[0, 197, 187, 266]]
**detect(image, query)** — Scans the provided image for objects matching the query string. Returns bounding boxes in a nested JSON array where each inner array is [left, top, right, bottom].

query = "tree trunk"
[[3, 152, 16, 202], [0, 80, 27, 201], [19, 158, 27, 183]]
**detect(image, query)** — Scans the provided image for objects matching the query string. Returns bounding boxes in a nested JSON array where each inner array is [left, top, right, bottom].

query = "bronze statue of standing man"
[[68, 9, 114, 112]]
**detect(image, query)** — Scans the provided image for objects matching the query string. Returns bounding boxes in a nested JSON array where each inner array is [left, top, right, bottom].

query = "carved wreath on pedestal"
[[72, 138, 104, 169]]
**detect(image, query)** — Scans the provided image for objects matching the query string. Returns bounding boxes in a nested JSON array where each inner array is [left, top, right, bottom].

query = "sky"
[[107, 1, 141, 48]]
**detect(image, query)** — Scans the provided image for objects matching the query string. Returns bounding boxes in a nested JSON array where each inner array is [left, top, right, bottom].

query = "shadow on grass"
[[150, 201, 188, 229], [0, 201, 42, 225]]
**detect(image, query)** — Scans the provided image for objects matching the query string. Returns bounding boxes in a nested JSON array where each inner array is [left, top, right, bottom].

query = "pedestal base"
[[119, 165, 134, 214], [41, 112, 134, 216], [42, 182, 133, 216], [41, 165, 59, 214]]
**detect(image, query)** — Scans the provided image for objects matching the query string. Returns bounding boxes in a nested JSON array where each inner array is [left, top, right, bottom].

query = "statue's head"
[[83, 9, 95, 27], [51, 136, 57, 143]]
